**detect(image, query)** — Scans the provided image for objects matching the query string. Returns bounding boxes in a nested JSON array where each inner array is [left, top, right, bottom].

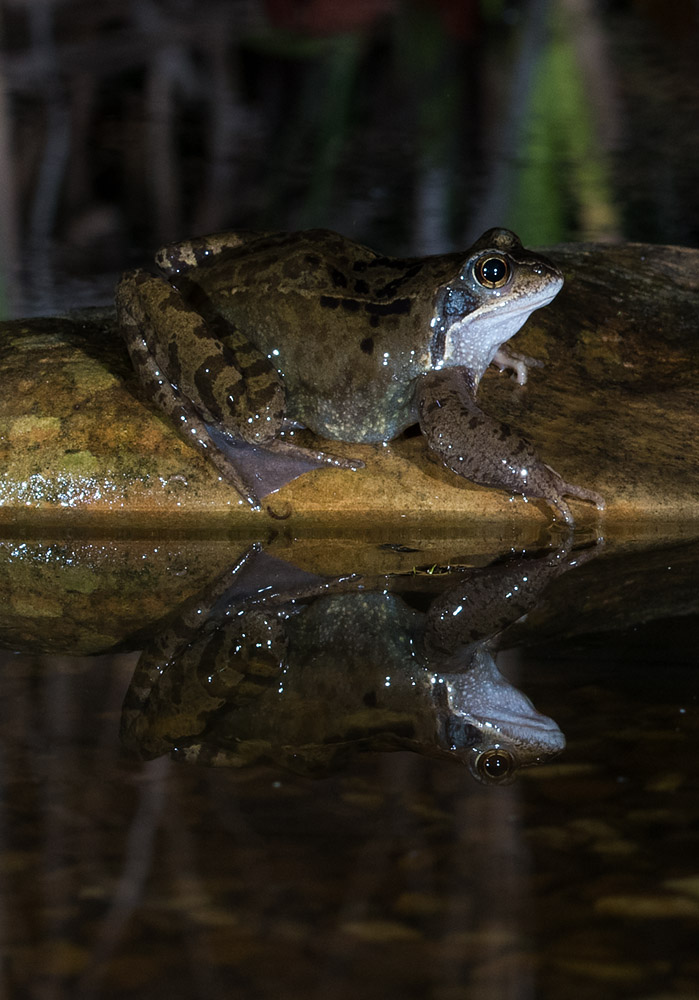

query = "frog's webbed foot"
[[492, 347, 544, 386], [118, 342, 360, 507], [204, 427, 364, 504], [119, 305, 363, 506], [417, 368, 605, 526]]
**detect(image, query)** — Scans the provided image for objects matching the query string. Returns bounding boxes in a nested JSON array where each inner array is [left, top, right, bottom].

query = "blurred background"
[[0, 0, 697, 317]]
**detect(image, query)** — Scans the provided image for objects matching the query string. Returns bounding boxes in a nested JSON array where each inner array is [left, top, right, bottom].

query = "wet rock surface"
[[0, 242, 698, 535]]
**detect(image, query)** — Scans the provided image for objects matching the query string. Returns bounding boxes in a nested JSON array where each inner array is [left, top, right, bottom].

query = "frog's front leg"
[[492, 346, 544, 386], [416, 368, 604, 525]]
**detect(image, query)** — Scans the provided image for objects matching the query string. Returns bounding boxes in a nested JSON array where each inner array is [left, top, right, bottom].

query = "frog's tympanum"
[[116, 228, 604, 524], [120, 544, 600, 783]]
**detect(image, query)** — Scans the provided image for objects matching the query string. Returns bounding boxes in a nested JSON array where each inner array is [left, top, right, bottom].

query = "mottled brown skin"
[[156, 229, 469, 442], [117, 267, 362, 504], [116, 227, 605, 522]]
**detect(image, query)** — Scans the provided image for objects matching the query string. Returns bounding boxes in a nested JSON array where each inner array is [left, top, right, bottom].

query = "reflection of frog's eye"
[[474, 747, 516, 783], [474, 254, 510, 289]]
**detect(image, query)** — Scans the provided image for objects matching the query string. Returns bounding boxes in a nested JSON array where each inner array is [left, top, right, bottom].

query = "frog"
[[115, 227, 605, 524], [120, 544, 583, 782]]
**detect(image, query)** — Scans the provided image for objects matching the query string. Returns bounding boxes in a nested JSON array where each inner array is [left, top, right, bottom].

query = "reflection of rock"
[[120, 544, 593, 782], [0, 537, 246, 655], [2, 533, 698, 658], [1, 241, 698, 529]]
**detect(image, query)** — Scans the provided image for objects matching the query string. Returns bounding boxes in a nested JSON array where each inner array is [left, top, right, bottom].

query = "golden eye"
[[475, 747, 516, 783], [474, 253, 510, 289]]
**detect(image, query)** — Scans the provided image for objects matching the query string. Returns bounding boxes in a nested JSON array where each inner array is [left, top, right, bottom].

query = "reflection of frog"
[[120, 544, 600, 783], [116, 228, 604, 523]]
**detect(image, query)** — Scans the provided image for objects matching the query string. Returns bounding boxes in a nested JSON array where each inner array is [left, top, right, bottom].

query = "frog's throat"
[[439, 648, 566, 757], [430, 284, 562, 383]]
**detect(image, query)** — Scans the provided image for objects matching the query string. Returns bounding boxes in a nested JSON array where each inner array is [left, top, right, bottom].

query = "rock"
[[1, 242, 698, 535]]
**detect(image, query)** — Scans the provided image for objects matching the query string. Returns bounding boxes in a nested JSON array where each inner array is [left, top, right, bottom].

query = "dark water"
[[1, 541, 697, 1000], [1, 0, 698, 316]]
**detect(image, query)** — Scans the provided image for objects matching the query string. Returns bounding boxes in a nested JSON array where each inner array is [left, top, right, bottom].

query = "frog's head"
[[430, 228, 564, 383], [436, 644, 566, 784]]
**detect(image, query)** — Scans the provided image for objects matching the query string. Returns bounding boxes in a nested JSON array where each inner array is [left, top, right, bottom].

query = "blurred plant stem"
[[396, 2, 465, 252], [300, 34, 362, 228], [467, 0, 551, 240], [255, 31, 362, 230], [0, 62, 18, 318], [25, 0, 71, 314]]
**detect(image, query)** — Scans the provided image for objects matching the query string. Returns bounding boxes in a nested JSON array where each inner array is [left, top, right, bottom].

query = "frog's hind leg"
[[118, 295, 266, 507], [118, 269, 286, 447], [417, 368, 605, 527], [155, 230, 288, 277], [155, 231, 274, 275], [118, 300, 362, 505]]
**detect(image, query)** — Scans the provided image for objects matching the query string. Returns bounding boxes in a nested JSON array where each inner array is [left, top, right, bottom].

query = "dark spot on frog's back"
[[330, 267, 348, 288], [360, 337, 374, 355], [320, 293, 361, 313], [498, 425, 513, 442], [365, 298, 411, 317], [374, 265, 424, 299]]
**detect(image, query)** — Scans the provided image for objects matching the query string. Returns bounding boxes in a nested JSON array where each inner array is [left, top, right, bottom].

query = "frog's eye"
[[474, 253, 510, 289], [474, 747, 516, 783]]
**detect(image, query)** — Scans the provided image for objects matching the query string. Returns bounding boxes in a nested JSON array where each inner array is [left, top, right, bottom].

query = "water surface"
[[1, 538, 697, 999]]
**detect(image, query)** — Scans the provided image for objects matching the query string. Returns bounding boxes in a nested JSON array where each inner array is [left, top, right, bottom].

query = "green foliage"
[[509, 7, 618, 243]]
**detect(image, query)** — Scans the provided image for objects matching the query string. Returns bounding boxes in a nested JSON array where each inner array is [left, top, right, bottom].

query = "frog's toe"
[[535, 474, 605, 528], [548, 496, 574, 526], [557, 476, 606, 512]]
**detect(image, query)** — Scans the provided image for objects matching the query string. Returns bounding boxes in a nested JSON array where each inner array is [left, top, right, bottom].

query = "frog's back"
[[197, 229, 382, 291], [188, 230, 463, 442]]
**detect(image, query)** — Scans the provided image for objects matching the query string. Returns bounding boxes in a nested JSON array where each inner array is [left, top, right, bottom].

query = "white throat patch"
[[440, 283, 561, 383]]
